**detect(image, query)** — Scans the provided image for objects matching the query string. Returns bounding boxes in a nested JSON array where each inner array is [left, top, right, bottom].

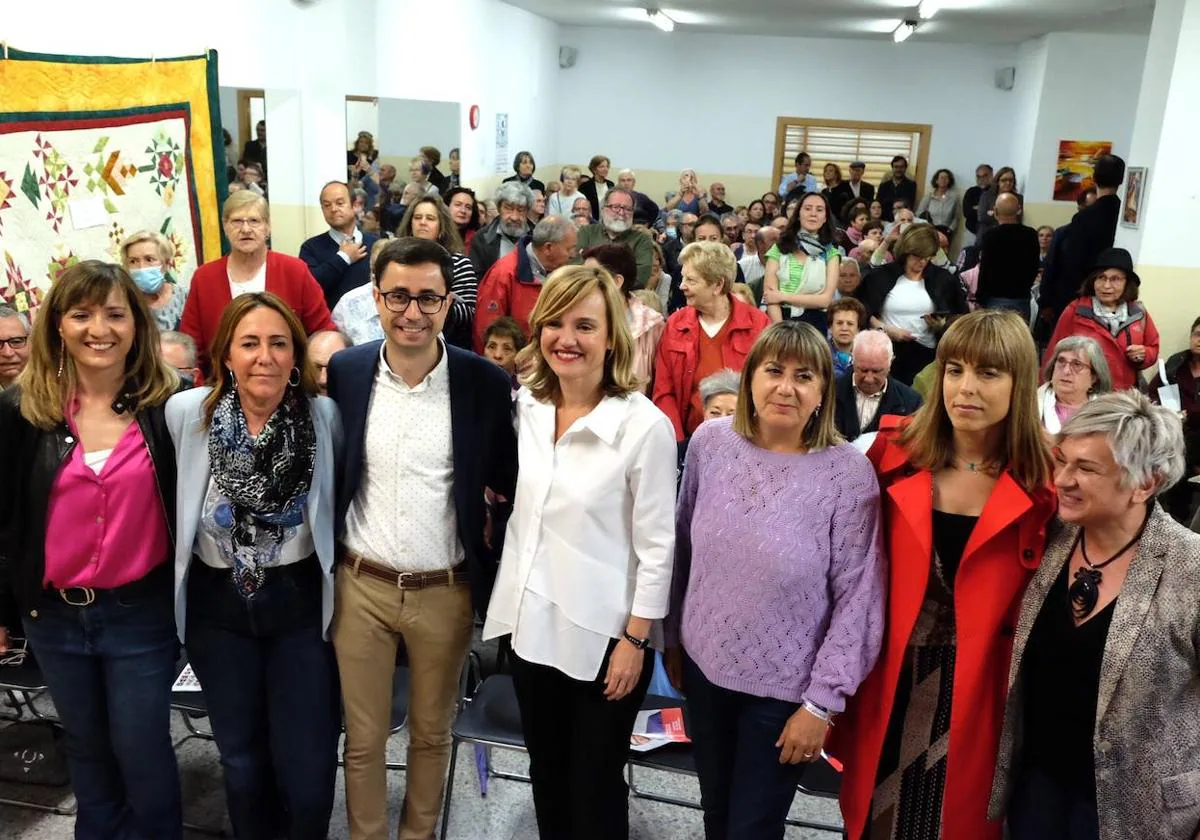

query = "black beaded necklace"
[[1068, 508, 1151, 620]]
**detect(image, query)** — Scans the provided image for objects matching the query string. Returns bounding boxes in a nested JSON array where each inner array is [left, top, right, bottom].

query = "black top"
[[1021, 562, 1115, 798], [962, 186, 984, 235], [877, 176, 918, 221], [1040, 193, 1120, 315], [977, 223, 1041, 302], [932, 509, 976, 588]]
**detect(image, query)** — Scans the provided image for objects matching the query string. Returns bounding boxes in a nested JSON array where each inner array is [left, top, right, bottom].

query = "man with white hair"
[[159, 330, 202, 389], [833, 329, 922, 440], [474, 215, 578, 351], [615, 168, 660, 227], [0, 304, 31, 389], [468, 180, 534, 277], [737, 226, 780, 303], [706, 182, 733, 217], [574, 188, 654, 287]]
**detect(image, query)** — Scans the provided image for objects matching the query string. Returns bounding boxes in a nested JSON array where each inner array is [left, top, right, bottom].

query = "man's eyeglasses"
[[0, 336, 28, 350], [1054, 357, 1092, 375], [604, 204, 633, 215], [380, 289, 449, 314]]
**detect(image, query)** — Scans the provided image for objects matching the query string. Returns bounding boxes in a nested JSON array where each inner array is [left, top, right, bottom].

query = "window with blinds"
[[772, 118, 932, 202]]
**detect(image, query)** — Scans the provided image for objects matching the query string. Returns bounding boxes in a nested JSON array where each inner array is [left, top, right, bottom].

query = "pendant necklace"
[[954, 455, 998, 475], [1068, 510, 1150, 619]]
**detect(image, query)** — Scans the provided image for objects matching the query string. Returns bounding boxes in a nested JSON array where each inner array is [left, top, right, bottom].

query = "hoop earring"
[[288, 367, 301, 387]]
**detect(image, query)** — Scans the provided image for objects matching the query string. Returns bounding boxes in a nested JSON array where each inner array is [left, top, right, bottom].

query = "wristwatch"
[[622, 631, 650, 650]]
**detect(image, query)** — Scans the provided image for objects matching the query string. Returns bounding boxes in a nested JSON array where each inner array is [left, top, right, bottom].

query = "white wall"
[[556, 26, 1020, 189], [375, 99, 460, 161], [346, 100, 379, 149], [1020, 32, 1149, 203], [1008, 36, 1049, 196]]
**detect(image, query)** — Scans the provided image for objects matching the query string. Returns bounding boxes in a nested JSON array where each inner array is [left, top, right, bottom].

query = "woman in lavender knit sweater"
[[666, 321, 886, 840]]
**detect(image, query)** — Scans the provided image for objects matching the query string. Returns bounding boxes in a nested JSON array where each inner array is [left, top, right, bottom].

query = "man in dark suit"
[[962, 164, 993, 240], [468, 181, 533, 277], [299, 181, 379, 310], [876, 155, 918, 222], [846, 161, 875, 206], [326, 237, 517, 840], [833, 329, 922, 441], [1037, 154, 1126, 343]]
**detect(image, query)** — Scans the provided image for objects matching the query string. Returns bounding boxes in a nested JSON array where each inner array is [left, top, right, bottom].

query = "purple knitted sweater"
[[667, 418, 885, 712]]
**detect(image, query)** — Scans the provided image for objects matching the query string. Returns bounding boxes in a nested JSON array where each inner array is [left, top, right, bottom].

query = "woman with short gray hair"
[[697, 368, 740, 420], [1037, 335, 1113, 434], [990, 390, 1200, 840]]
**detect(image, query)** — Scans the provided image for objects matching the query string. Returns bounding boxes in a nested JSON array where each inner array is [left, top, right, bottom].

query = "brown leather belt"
[[338, 545, 467, 590]]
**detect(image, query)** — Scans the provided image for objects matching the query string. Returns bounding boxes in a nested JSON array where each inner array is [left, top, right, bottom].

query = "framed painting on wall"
[[1121, 166, 1147, 229], [1053, 140, 1113, 202]]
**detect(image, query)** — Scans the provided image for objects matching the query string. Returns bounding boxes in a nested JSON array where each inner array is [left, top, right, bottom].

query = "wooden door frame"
[[237, 89, 266, 156]]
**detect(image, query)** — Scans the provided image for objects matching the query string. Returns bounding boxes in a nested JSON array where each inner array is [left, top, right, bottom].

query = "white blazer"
[[164, 387, 344, 641], [483, 389, 677, 680]]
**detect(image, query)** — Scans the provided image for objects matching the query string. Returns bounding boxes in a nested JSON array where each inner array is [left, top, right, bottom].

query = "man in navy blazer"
[[299, 181, 380, 310], [325, 237, 516, 839]]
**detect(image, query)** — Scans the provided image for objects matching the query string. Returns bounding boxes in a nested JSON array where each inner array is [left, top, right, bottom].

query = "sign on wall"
[[494, 113, 509, 176]]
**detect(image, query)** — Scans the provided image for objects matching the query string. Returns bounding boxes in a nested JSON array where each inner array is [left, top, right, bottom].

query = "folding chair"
[[0, 653, 76, 816], [625, 695, 844, 835], [338, 665, 412, 772]]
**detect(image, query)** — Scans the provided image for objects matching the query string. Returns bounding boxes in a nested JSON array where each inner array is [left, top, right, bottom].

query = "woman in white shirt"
[[547, 165, 585, 217], [483, 264, 677, 840]]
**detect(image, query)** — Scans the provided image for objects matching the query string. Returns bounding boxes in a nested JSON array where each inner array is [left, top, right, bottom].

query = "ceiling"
[[501, 0, 1154, 44]]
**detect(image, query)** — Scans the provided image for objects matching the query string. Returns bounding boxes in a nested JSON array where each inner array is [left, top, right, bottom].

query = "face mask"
[[131, 266, 165, 294], [665, 227, 678, 239]]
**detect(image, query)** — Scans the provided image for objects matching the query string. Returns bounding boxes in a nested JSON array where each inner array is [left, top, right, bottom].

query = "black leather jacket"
[[0, 387, 177, 631]]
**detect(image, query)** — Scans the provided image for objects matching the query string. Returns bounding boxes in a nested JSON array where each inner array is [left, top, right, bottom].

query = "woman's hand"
[[776, 706, 830, 764], [883, 324, 916, 342], [1126, 344, 1147, 365], [0, 626, 9, 654], [664, 645, 684, 691], [763, 287, 786, 306], [603, 639, 645, 701]]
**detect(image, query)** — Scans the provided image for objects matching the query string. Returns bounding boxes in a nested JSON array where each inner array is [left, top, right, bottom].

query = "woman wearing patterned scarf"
[[165, 292, 344, 840], [762, 191, 843, 333]]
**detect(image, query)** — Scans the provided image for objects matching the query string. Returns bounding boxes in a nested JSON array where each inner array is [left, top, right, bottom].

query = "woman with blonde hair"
[[166, 292, 342, 840], [832, 309, 1056, 840], [548, 164, 584, 216], [667, 320, 885, 839], [0, 260, 183, 838], [182, 190, 334, 374], [665, 168, 709, 216], [483, 264, 677, 840], [120, 229, 185, 331]]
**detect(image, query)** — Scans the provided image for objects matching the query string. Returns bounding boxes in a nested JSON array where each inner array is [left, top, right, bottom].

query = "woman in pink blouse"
[[0, 260, 183, 838], [582, 243, 665, 393]]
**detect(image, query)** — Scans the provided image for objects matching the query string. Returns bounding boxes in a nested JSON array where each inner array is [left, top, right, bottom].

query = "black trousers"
[[509, 639, 654, 840], [891, 340, 936, 386]]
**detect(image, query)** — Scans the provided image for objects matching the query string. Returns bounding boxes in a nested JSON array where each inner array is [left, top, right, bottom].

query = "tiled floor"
[[1, 716, 845, 839]]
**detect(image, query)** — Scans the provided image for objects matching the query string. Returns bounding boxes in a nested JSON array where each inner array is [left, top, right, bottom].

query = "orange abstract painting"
[[1054, 140, 1113, 202]]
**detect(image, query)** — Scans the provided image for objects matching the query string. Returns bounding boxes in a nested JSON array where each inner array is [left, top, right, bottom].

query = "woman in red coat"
[[181, 191, 334, 374], [652, 240, 770, 442], [1042, 248, 1158, 392], [831, 309, 1056, 840]]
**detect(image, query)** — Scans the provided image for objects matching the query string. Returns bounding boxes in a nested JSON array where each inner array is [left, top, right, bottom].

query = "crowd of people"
[[0, 138, 1198, 840]]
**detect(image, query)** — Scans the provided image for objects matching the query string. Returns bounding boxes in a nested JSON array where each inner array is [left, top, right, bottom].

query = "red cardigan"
[[1042, 296, 1159, 391], [181, 251, 335, 371]]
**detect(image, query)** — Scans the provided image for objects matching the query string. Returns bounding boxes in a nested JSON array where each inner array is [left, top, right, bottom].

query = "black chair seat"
[[449, 674, 524, 748]]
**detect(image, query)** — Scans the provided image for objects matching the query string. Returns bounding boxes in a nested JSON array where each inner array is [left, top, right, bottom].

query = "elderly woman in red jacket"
[[1043, 248, 1158, 392], [831, 310, 1056, 840], [652, 240, 770, 442], [181, 191, 334, 374]]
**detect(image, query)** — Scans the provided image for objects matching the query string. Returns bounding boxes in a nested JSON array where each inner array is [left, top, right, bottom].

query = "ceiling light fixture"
[[646, 9, 675, 32], [918, 0, 940, 19], [894, 20, 918, 42]]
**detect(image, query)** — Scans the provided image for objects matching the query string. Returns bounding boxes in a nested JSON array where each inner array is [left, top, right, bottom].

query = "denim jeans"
[[185, 558, 340, 840], [982, 296, 1033, 324], [683, 653, 806, 840], [23, 568, 182, 840]]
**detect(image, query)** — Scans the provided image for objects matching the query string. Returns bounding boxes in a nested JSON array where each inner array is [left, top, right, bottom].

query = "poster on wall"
[[494, 113, 509, 176], [1121, 166, 1147, 229], [0, 48, 225, 322], [1053, 140, 1113, 202]]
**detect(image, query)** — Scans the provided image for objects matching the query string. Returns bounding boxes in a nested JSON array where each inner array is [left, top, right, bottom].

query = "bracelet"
[[802, 699, 833, 724], [622, 631, 650, 650]]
